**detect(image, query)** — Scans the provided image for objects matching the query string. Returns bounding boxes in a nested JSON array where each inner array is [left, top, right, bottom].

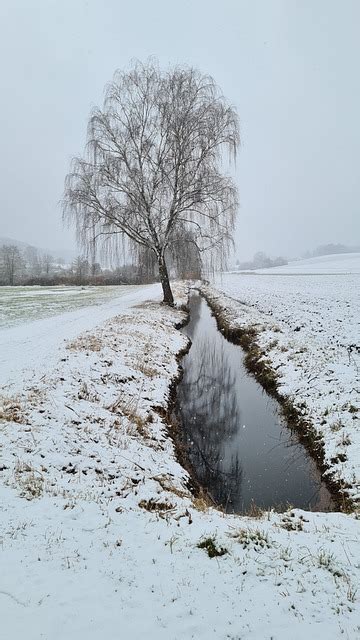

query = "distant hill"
[[0, 237, 76, 263], [0, 237, 33, 250]]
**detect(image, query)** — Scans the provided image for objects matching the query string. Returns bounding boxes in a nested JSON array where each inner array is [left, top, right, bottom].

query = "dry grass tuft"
[[139, 497, 175, 512], [78, 381, 100, 403], [192, 488, 213, 512], [107, 395, 149, 438], [67, 334, 103, 352], [0, 395, 25, 423], [245, 501, 266, 519], [14, 461, 44, 500], [279, 512, 306, 531], [229, 527, 271, 549], [136, 363, 159, 378], [151, 474, 190, 499]]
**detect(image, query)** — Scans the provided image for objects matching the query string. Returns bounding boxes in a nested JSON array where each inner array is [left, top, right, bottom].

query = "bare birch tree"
[[24, 246, 42, 277], [42, 253, 54, 276], [63, 60, 239, 304], [73, 256, 90, 285]]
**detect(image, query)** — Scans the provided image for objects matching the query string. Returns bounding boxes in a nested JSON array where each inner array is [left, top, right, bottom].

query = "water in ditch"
[[175, 292, 334, 513]]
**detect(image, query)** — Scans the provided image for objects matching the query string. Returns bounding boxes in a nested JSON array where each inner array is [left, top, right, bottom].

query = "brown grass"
[[107, 395, 150, 438], [0, 395, 25, 424], [151, 474, 190, 499], [192, 490, 214, 512], [66, 334, 102, 352]]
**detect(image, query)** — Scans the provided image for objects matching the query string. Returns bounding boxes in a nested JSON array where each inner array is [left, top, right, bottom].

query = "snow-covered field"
[[1, 277, 360, 639], [0, 283, 160, 391], [0, 285, 143, 329]]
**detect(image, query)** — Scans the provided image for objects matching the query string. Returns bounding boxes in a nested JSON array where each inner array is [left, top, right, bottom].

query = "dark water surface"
[[176, 293, 333, 513]]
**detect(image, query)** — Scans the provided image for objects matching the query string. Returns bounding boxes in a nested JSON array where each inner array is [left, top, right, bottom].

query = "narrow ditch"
[[173, 291, 340, 514]]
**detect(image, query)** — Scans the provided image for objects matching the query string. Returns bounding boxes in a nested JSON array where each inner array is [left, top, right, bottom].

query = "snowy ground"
[[1, 278, 360, 639]]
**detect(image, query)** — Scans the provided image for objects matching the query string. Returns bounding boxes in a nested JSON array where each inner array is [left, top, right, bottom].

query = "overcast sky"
[[0, 0, 359, 260]]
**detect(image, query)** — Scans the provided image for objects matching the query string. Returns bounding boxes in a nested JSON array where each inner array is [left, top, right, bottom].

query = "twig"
[[64, 404, 81, 417], [0, 591, 27, 607]]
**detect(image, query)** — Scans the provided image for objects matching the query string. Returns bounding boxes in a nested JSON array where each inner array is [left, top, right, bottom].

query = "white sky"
[[0, 0, 359, 260]]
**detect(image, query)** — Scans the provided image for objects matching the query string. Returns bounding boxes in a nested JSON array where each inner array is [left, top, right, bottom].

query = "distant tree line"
[[303, 243, 360, 258], [0, 245, 57, 285], [0, 242, 201, 286], [235, 251, 287, 271]]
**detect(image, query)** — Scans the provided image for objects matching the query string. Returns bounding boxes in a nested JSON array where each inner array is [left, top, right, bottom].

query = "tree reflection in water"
[[177, 333, 243, 510]]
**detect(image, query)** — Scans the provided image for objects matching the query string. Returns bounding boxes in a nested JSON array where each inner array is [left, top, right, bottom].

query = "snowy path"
[[0, 283, 161, 390]]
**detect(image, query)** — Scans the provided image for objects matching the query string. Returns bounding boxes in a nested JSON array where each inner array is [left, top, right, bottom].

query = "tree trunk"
[[158, 255, 174, 305]]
